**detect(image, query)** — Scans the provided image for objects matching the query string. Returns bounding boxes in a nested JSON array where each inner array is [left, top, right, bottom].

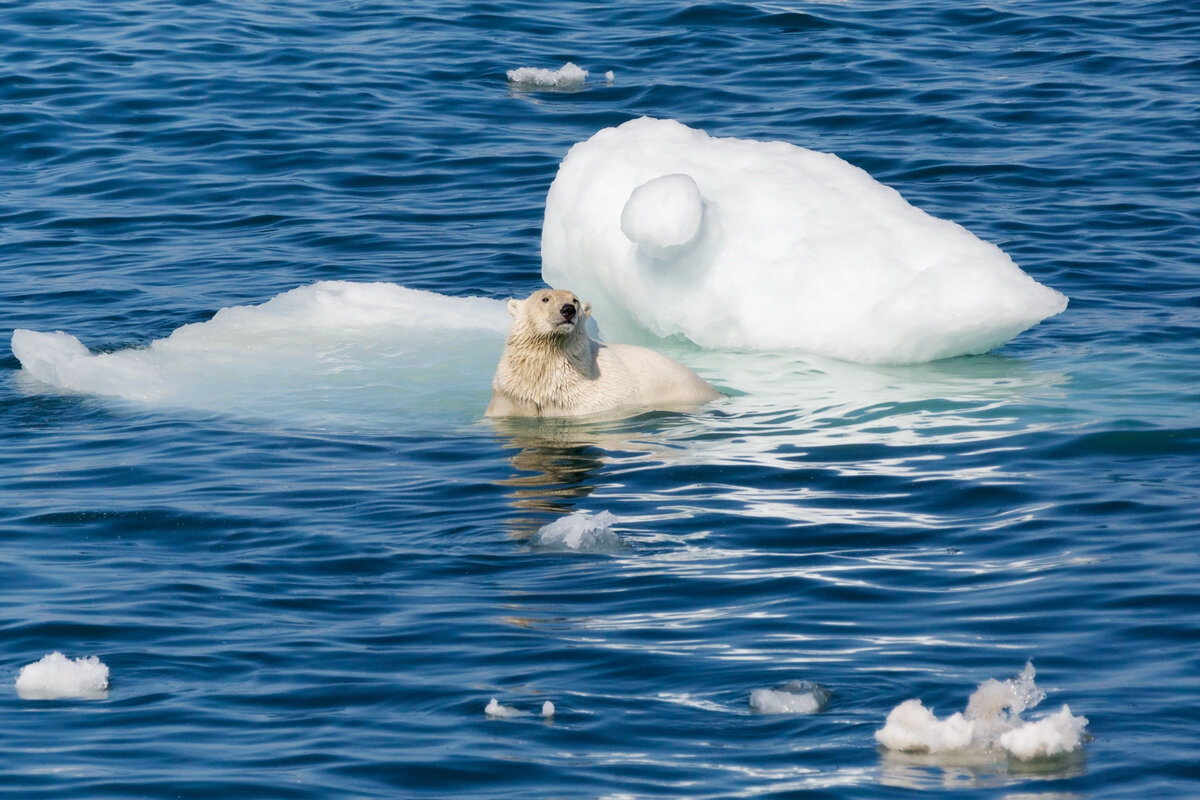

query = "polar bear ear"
[[580, 301, 592, 318], [506, 298, 521, 317]]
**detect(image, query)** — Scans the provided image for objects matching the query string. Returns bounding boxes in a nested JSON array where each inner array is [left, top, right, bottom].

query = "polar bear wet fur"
[[486, 289, 721, 418]]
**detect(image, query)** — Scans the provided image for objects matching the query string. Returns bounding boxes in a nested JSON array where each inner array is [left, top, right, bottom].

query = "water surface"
[[3, 1, 1199, 798]]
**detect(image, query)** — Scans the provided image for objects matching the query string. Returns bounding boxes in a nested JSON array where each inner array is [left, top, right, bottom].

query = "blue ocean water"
[[3, 0, 1199, 797]]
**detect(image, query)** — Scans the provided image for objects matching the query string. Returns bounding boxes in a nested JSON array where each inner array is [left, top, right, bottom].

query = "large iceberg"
[[542, 117, 1067, 364]]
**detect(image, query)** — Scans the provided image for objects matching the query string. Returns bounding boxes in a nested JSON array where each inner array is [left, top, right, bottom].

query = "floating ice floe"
[[485, 698, 522, 718], [485, 697, 557, 719], [875, 663, 1087, 760], [529, 510, 623, 552], [542, 117, 1068, 364], [506, 62, 590, 90], [15, 652, 110, 700], [11, 281, 510, 429], [749, 680, 830, 714]]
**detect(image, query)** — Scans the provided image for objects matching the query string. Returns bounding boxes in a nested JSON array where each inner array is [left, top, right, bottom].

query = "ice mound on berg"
[[876, 663, 1087, 760], [15, 652, 110, 700], [12, 281, 511, 429], [542, 118, 1067, 364]]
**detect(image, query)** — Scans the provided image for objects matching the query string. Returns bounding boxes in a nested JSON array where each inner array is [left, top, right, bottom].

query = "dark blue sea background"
[[3, 1, 1198, 797]]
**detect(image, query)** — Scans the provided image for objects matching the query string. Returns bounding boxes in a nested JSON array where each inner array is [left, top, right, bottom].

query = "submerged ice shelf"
[[543, 117, 1067, 364], [11, 281, 511, 429]]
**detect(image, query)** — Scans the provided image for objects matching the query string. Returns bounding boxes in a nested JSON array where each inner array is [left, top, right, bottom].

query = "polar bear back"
[[596, 342, 721, 411]]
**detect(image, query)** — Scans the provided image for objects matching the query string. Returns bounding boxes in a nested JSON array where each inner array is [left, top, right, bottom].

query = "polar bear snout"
[[559, 303, 577, 322]]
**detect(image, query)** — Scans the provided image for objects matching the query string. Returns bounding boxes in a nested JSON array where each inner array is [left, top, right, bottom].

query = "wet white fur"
[[486, 289, 720, 418]]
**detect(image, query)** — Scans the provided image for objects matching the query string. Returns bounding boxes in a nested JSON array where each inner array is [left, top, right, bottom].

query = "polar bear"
[[486, 288, 721, 418]]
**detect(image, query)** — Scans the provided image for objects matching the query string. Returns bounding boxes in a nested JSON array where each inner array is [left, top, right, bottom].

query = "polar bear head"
[[507, 288, 592, 339]]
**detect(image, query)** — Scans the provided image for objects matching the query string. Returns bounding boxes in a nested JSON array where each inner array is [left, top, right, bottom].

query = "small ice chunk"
[[875, 663, 1088, 760], [506, 62, 588, 89], [604, 70, 615, 82], [530, 510, 622, 552], [15, 652, 110, 700], [749, 680, 830, 714], [621, 173, 705, 259], [876, 698, 977, 752], [999, 704, 1089, 759], [485, 698, 522, 718], [542, 700, 556, 718]]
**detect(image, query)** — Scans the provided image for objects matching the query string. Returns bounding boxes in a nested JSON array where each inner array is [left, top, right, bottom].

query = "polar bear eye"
[[541, 296, 549, 303]]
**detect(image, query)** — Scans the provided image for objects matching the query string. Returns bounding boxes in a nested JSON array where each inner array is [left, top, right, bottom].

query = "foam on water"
[[542, 117, 1068, 364], [529, 510, 623, 552], [875, 663, 1087, 760], [12, 281, 510, 429], [749, 681, 831, 714], [15, 652, 110, 701]]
